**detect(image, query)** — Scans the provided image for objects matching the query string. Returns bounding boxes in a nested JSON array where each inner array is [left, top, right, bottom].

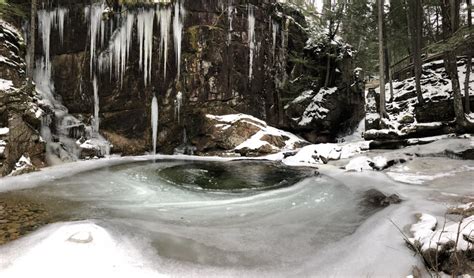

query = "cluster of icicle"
[[89, 1, 185, 87], [85, 1, 185, 155]]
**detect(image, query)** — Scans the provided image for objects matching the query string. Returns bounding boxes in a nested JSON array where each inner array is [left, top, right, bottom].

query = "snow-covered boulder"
[[192, 114, 308, 157]]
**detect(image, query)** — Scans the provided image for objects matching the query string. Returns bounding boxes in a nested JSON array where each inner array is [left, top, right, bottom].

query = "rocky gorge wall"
[[1, 0, 365, 169]]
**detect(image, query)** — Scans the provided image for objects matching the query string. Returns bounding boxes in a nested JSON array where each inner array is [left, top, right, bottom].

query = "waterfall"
[[248, 5, 255, 80], [137, 8, 155, 86], [173, 0, 185, 81], [35, 7, 84, 164], [151, 96, 159, 155], [175, 91, 182, 123], [93, 75, 100, 135], [272, 20, 279, 60], [157, 6, 172, 79]]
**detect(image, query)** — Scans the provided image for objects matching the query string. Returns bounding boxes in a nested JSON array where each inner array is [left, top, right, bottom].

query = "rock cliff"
[[1, 0, 364, 173]]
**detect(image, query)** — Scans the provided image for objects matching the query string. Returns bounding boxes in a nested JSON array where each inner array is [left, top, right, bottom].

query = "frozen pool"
[[0, 159, 387, 277]]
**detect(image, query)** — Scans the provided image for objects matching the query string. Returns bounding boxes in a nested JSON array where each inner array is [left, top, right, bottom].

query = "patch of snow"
[[0, 78, 14, 91], [206, 113, 266, 127], [409, 214, 474, 252], [283, 141, 369, 167], [345, 156, 373, 172], [409, 213, 437, 241], [8, 155, 34, 176], [0, 127, 10, 135]]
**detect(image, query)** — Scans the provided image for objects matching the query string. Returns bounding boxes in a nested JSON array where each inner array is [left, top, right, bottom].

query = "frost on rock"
[[287, 87, 338, 127]]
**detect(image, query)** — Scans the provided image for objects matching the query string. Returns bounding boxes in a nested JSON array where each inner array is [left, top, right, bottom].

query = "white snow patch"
[[409, 214, 474, 252], [0, 78, 14, 91], [0, 127, 9, 135], [0, 221, 164, 278]]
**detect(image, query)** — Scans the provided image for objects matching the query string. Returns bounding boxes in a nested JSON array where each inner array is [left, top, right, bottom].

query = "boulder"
[[192, 113, 308, 157], [360, 189, 402, 208]]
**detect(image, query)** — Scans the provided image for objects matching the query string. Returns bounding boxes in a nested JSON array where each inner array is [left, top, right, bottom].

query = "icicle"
[[93, 75, 100, 135], [157, 6, 172, 80], [248, 4, 255, 80], [89, 2, 106, 77], [57, 8, 68, 45], [272, 20, 279, 60], [151, 96, 159, 155], [101, 11, 135, 86], [137, 8, 155, 86], [175, 91, 182, 123], [173, 0, 185, 81]]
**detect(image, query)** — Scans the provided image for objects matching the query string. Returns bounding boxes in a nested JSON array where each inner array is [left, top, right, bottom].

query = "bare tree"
[[441, 0, 472, 130], [27, 0, 37, 85], [378, 0, 387, 118], [465, 0, 472, 114], [408, 0, 425, 105]]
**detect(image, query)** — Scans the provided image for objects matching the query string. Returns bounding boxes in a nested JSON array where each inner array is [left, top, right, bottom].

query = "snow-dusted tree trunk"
[[408, 0, 424, 105], [378, 0, 386, 117], [27, 0, 37, 84], [465, 0, 472, 114], [441, 0, 471, 130]]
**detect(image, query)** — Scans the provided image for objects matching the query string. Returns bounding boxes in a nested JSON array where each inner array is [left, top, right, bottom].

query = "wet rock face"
[[0, 22, 46, 176], [39, 0, 363, 154]]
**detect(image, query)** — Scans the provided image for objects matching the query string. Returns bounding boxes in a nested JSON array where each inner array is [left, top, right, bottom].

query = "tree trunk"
[[441, 0, 470, 130], [378, 0, 386, 118], [27, 0, 37, 85], [409, 0, 424, 105], [465, 0, 472, 114], [324, 56, 331, 88], [385, 47, 394, 102]]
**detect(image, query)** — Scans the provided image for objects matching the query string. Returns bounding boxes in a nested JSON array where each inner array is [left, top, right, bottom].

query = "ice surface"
[[0, 142, 473, 277]]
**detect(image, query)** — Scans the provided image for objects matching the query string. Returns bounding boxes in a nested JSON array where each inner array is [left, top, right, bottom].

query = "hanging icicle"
[[151, 96, 159, 155], [157, 5, 172, 80], [137, 8, 155, 86], [92, 74, 100, 135], [173, 0, 185, 81], [248, 4, 256, 80]]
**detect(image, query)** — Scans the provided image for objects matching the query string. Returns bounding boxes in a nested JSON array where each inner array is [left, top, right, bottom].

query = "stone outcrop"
[[0, 21, 46, 176]]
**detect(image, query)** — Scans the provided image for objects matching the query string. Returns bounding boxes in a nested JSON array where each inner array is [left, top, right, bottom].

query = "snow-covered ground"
[[366, 58, 474, 138], [0, 133, 472, 277]]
